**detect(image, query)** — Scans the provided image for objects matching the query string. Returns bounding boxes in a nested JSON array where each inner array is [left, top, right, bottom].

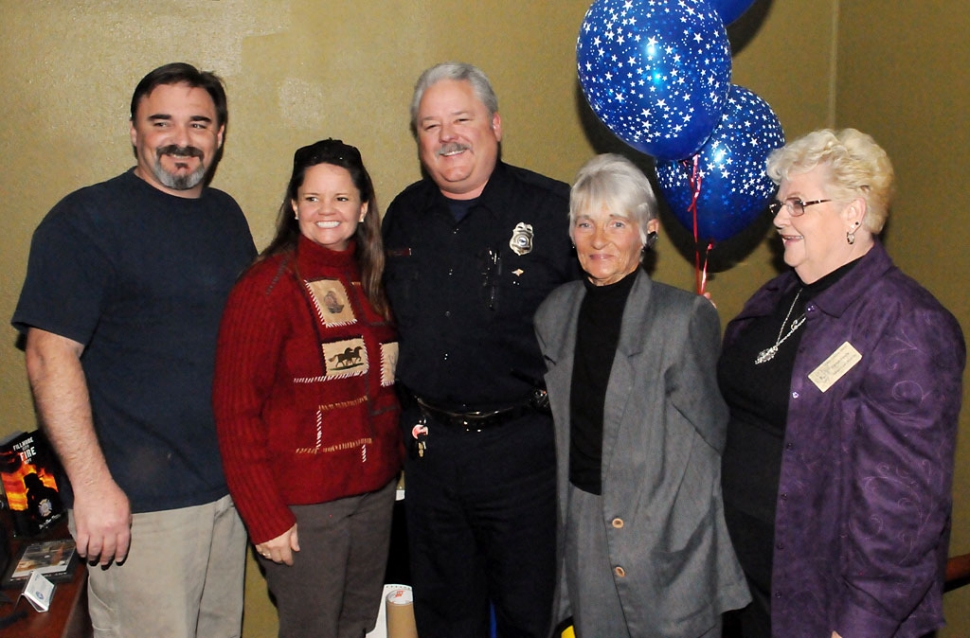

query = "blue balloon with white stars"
[[577, 0, 732, 161], [656, 85, 785, 242], [708, 0, 757, 25]]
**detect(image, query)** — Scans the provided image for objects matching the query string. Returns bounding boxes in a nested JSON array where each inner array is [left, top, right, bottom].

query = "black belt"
[[415, 397, 534, 432]]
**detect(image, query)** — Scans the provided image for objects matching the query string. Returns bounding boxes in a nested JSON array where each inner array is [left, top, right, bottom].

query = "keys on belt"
[[411, 421, 429, 458], [409, 396, 536, 459]]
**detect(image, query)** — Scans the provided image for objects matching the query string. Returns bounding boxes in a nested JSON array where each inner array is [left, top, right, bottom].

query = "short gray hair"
[[569, 154, 658, 245], [409, 62, 499, 136]]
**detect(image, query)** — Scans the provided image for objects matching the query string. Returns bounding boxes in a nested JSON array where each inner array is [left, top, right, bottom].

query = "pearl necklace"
[[755, 289, 807, 365]]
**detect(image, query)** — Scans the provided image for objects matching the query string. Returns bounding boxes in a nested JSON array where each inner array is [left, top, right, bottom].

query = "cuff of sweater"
[[241, 501, 297, 545]]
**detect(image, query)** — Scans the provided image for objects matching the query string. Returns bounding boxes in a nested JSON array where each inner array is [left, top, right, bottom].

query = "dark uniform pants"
[[403, 408, 557, 638]]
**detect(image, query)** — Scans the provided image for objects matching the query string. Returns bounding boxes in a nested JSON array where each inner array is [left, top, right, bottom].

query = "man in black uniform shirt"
[[382, 62, 577, 637]]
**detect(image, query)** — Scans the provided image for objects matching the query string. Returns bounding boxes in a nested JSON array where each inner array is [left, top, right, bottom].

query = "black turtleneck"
[[718, 257, 861, 600], [569, 268, 638, 495]]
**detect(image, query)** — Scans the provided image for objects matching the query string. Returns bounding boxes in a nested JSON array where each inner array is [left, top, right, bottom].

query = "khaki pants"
[[71, 494, 247, 638]]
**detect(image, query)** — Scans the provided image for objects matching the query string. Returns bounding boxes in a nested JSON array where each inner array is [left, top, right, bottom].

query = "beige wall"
[[0, 1, 965, 635]]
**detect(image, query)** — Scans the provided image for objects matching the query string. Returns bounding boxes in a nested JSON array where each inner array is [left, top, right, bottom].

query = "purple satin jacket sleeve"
[[724, 241, 965, 638]]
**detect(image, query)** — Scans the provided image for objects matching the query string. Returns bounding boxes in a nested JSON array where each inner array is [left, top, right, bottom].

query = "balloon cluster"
[[656, 85, 784, 242], [577, 0, 785, 253], [576, 0, 732, 161]]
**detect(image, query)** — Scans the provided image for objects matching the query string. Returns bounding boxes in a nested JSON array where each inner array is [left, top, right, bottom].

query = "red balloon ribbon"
[[682, 155, 715, 295]]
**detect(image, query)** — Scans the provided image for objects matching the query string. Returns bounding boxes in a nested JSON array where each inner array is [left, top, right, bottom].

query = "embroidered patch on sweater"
[[306, 279, 356, 327], [293, 398, 369, 454], [381, 341, 399, 387], [295, 436, 374, 455], [322, 336, 368, 379]]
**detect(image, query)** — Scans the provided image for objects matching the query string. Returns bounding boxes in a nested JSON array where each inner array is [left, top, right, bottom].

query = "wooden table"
[[0, 514, 91, 638]]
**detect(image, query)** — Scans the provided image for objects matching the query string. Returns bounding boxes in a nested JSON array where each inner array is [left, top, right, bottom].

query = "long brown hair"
[[261, 139, 389, 319]]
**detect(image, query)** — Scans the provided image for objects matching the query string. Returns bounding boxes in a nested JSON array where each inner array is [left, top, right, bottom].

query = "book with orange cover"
[[0, 430, 65, 537]]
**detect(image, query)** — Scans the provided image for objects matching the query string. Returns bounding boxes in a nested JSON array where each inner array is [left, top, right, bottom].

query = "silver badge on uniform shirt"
[[509, 222, 534, 256]]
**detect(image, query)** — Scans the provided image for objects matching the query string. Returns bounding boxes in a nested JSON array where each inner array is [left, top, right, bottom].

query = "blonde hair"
[[766, 128, 894, 233]]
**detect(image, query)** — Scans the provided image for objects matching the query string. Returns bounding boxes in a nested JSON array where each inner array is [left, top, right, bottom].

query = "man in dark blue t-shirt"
[[11, 63, 255, 638]]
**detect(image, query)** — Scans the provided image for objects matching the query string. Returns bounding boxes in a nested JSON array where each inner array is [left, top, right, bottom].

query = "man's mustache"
[[157, 145, 204, 160], [436, 143, 469, 157]]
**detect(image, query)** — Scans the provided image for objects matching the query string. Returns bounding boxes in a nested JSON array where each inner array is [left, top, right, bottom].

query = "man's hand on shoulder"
[[73, 478, 132, 566]]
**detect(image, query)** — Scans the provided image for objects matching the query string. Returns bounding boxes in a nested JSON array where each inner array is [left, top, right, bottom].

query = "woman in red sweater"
[[213, 139, 402, 638]]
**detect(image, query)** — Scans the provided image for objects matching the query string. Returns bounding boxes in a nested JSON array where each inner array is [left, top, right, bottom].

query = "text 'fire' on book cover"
[[0, 430, 65, 536]]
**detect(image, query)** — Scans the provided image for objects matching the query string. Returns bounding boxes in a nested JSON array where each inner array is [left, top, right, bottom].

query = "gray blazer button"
[[611, 518, 624, 529], [614, 566, 626, 578]]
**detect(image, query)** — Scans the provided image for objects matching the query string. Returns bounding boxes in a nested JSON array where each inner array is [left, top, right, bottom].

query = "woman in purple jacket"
[[718, 129, 965, 638]]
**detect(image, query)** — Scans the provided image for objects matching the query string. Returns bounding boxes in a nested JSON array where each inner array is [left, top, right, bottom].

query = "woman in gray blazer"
[[535, 154, 749, 638]]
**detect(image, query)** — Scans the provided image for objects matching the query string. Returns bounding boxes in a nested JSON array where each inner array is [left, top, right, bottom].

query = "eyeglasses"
[[768, 198, 831, 217]]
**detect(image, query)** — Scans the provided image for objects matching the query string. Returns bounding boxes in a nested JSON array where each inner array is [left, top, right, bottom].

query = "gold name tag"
[[808, 342, 862, 392]]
